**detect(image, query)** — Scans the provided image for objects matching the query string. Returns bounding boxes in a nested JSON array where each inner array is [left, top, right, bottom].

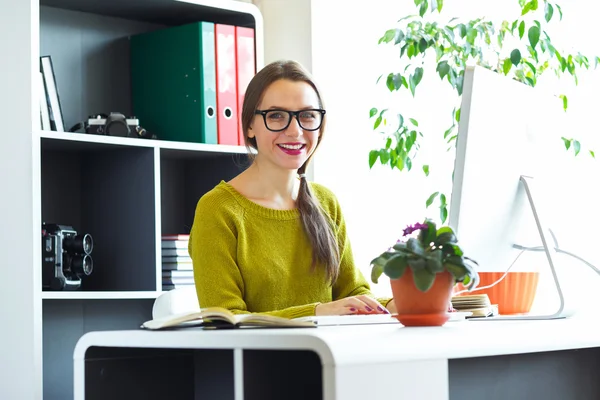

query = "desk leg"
[[325, 359, 449, 400]]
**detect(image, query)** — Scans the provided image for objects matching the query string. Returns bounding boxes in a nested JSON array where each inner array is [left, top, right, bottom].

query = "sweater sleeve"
[[323, 190, 393, 308], [189, 191, 321, 319]]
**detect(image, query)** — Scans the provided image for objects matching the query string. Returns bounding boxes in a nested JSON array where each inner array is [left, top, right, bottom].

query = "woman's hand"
[[315, 295, 390, 316]]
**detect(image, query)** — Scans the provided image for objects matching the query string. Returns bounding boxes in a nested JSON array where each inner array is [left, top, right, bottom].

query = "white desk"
[[73, 316, 600, 400]]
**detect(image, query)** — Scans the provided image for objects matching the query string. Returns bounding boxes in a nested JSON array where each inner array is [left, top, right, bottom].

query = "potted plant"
[[370, 219, 479, 326]]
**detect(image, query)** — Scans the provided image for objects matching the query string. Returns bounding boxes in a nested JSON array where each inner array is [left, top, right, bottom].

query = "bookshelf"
[[0, 0, 263, 399]]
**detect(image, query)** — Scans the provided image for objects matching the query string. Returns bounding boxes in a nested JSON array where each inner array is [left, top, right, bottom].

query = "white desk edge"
[[74, 316, 600, 367]]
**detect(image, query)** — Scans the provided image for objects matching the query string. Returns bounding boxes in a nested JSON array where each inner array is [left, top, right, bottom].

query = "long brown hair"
[[241, 60, 340, 285]]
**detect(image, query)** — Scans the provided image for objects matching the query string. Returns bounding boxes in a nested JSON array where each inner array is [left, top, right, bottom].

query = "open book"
[[141, 307, 317, 330]]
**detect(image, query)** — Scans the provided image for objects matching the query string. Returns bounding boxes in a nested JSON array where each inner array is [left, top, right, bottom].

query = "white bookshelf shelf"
[[42, 291, 161, 300], [39, 130, 248, 155]]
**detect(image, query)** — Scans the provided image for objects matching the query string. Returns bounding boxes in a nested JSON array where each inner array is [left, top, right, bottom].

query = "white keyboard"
[[295, 311, 472, 326], [295, 314, 400, 326]]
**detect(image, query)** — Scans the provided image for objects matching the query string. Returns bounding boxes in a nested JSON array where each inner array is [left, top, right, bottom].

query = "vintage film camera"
[[87, 112, 155, 138], [68, 112, 156, 139], [42, 223, 94, 291]]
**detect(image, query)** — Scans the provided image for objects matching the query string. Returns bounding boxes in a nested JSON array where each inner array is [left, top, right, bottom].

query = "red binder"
[[235, 26, 256, 146], [215, 24, 238, 145]]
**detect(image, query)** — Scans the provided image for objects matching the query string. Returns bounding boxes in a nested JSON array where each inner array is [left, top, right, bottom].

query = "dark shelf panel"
[[40, 0, 258, 27]]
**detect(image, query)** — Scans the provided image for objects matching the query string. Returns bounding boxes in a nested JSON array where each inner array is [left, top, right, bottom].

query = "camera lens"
[[64, 233, 93, 255], [71, 254, 93, 276]]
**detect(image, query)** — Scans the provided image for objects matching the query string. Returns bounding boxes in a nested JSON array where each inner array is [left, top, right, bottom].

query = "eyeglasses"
[[254, 109, 326, 132]]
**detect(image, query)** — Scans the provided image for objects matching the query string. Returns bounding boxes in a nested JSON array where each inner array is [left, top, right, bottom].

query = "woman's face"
[[248, 79, 322, 173]]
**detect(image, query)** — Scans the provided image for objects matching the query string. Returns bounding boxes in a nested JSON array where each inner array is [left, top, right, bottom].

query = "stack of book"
[[451, 294, 499, 318], [161, 234, 193, 291]]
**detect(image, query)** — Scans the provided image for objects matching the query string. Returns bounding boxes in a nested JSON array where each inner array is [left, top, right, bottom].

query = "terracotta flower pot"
[[391, 268, 455, 327]]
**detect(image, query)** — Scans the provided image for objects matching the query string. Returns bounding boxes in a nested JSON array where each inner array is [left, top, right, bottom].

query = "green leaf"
[[371, 264, 384, 284], [386, 73, 403, 92], [379, 29, 396, 44], [456, 70, 464, 96], [409, 118, 419, 126], [590, 150, 596, 158], [426, 250, 444, 273], [413, 67, 424, 85], [510, 49, 522, 66], [436, 0, 443, 12], [544, 2, 554, 22], [385, 137, 392, 149], [466, 27, 477, 44], [419, 0, 428, 17], [374, 116, 382, 130], [368, 150, 379, 168], [503, 58, 512, 75], [422, 164, 430, 177], [518, 21, 525, 39], [524, 60, 536, 74], [418, 37, 428, 53], [561, 137, 571, 150], [436, 226, 458, 245], [412, 267, 436, 292], [559, 94, 568, 111], [379, 149, 390, 164], [426, 191, 439, 208], [370, 251, 396, 267], [436, 60, 450, 79], [443, 126, 454, 139], [384, 255, 408, 280], [457, 23, 467, 38], [528, 25, 540, 49], [394, 29, 405, 45], [556, 4, 563, 20], [392, 241, 408, 251], [369, 108, 377, 118], [406, 237, 425, 256], [573, 140, 581, 156], [419, 219, 437, 246], [440, 205, 448, 223], [444, 262, 467, 281]]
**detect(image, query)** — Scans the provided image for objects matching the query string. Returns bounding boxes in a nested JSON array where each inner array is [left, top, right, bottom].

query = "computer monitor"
[[448, 65, 594, 320]]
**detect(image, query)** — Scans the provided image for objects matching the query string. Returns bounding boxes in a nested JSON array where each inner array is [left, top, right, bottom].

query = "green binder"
[[130, 21, 218, 144]]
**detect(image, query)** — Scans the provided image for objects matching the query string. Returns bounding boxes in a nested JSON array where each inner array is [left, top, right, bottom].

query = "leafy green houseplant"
[[368, 0, 599, 223], [370, 219, 479, 326], [371, 219, 479, 292]]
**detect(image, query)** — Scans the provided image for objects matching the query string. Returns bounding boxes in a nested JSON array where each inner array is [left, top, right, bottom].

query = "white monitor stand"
[[470, 175, 579, 321]]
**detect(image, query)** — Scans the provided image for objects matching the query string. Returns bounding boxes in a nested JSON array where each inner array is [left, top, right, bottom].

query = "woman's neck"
[[229, 162, 301, 210]]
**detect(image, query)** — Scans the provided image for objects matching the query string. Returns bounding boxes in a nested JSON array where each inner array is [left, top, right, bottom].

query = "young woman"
[[188, 60, 396, 318]]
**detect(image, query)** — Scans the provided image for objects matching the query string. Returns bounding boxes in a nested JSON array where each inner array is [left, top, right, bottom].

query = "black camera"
[[42, 223, 94, 291], [87, 112, 154, 138]]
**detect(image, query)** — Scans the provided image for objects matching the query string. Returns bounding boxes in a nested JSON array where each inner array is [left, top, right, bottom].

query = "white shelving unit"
[[0, 1, 263, 399]]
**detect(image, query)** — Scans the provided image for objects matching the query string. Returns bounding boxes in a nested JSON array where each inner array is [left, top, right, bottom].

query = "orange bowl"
[[454, 271, 540, 315]]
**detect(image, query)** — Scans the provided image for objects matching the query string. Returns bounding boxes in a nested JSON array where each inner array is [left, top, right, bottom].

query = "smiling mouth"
[[277, 144, 306, 151]]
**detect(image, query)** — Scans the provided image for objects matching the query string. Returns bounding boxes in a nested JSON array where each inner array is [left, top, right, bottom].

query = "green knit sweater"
[[188, 180, 391, 319]]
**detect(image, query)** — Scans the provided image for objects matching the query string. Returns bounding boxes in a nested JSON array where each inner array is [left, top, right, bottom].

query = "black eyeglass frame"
[[254, 109, 326, 132]]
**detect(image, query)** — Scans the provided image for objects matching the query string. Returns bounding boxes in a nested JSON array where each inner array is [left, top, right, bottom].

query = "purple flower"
[[402, 222, 429, 236]]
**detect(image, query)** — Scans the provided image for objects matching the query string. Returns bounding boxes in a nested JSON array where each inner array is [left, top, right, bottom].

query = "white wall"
[[252, 0, 312, 68]]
